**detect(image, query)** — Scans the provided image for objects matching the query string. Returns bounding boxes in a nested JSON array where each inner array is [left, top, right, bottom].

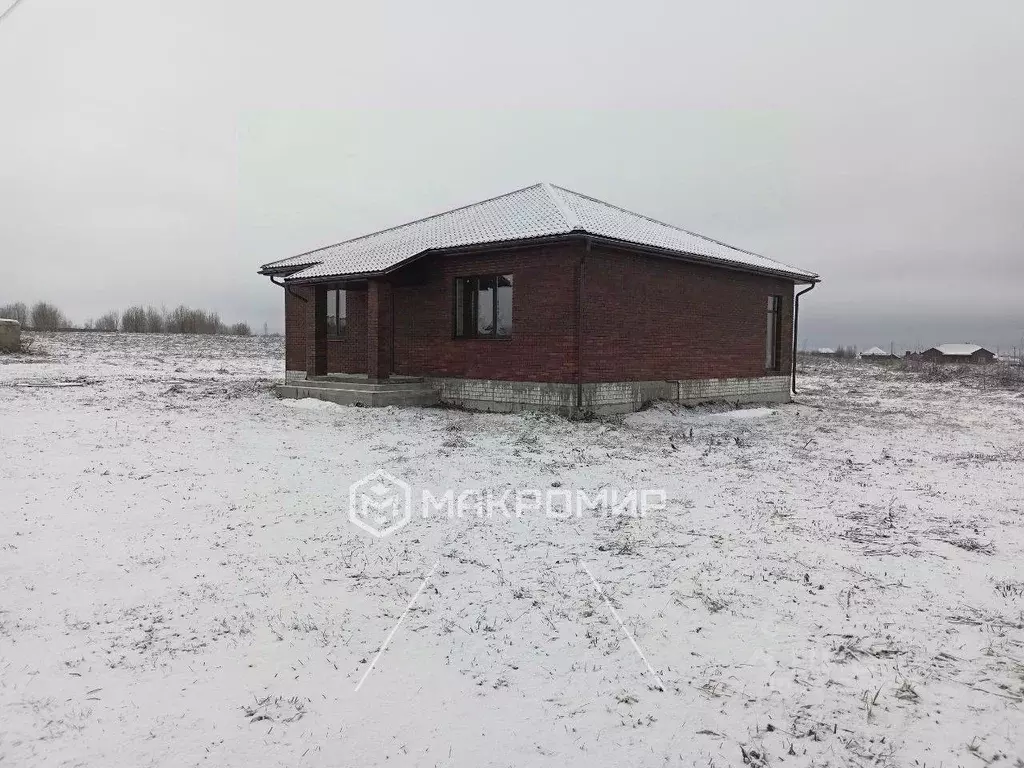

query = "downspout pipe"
[[270, 274, 307, 303], [576, 238, 590, 415], [792, 282, 817, 394]]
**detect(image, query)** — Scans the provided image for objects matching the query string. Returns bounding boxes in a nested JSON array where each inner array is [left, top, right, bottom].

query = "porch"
[[302, 278, 397, 381], [276, 278, 441, 406], [276, 373, 439, 407]]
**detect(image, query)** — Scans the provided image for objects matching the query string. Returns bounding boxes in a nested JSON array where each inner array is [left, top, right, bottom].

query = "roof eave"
[[258, 263, 318, 277], [277, 232, 819, 285], [279, 233, 579, 284], [580, 234, 819, 284]]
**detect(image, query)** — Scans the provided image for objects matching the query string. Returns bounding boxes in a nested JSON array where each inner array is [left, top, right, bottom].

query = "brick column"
[[306, 284, 328, 377], [367, 279, 392, 381]]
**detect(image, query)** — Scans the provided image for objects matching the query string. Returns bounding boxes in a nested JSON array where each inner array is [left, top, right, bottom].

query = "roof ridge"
[[264, 183, 549, 269], [549, 183, 809, 275], [540, 182, 581, 231]]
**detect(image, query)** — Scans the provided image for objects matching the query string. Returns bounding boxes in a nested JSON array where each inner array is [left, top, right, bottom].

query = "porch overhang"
[[260, 233, 819, 287]]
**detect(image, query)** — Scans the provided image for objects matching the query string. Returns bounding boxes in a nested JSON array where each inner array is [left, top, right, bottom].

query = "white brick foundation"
[[428, 375, 791, 415], [429, 378, 577, 414]]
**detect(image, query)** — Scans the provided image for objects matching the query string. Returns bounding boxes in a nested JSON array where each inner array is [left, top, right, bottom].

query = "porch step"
[[301, 376, 426, 392], [310, 374, 425, 383], [276, 380, 439, 408]]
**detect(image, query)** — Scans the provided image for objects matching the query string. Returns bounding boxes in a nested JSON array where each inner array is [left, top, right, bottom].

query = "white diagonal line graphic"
[[355, 559, 440, 692], [579, 560, 666, 692]]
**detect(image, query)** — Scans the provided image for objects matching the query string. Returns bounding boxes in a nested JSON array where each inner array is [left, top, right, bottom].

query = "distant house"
[[861, 346, 891, 358], [816, 347, 836, 355], [259, 183, 820, 413], [919, 343, 995, 364]]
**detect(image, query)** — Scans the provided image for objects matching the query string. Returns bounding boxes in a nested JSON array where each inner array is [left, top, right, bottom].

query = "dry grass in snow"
[[1, 333, 1023, 766]]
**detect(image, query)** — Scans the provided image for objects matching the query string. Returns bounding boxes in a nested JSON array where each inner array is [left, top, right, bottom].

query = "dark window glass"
[[496, 275, 513, 337], [476, 277, 495, 336], [326, 289, 347, 337], [766, 295, 782, 369], [326, 289, 338, 336], [454, 274, 513, 339]]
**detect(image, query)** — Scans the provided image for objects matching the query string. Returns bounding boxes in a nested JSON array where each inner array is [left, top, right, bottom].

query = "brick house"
[[259, 183, 819, 414], [917, 344, 996, 364]]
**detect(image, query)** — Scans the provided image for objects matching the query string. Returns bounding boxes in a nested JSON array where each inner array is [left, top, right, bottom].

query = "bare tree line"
[[0, 301, 255, 336], [829, 345, 860, 359], [0, 301, 67, 331], [801, 345, 859, 358]]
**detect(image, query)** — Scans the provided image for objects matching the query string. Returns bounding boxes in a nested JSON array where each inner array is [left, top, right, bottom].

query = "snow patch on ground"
[[280, 397, 349, 412], [625, 403, 777, 430], [2, 334, 1023, 767]]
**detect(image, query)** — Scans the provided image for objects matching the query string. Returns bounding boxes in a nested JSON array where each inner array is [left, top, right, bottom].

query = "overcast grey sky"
[[2, 0, 1022, 351]]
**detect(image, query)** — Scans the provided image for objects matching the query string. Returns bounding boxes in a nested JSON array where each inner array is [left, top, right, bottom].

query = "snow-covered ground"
[[2, 333, 1023, 767]]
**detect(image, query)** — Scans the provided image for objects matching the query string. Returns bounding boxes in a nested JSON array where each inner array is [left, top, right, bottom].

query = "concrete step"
[[309, 375, 425, 383], [301, 377, 426, 392], [276, 382, 439, 407]]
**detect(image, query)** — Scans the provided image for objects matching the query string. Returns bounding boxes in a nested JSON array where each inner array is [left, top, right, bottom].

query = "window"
[[326, 288, 347, 336], [766, 295, 782, 370], [454, 275, 513, 338]]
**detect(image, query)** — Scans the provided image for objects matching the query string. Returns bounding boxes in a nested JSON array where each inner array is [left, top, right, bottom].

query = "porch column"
[[367, 278, 392, 380], [305, 284, 328, 378]]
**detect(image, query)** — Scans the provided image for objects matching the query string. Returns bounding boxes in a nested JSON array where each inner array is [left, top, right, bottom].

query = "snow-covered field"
[[2, 333, 1023, 767]]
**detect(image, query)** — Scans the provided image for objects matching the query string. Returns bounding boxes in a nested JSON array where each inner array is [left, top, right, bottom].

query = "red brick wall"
[[391, 243, 580, 382], [284, 239, 798, 383], [581, 245, 794, 382], [306, 285, 327, 376], [367, 281, 393, 378], [284, 285, 309, 371]]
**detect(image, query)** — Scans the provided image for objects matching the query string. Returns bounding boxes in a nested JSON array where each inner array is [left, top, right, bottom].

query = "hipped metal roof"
[[260, 183, 819, 283]]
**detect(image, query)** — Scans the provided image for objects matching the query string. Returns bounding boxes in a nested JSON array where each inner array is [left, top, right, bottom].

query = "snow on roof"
[[934, 343, 986, 356], [817, 347, 835, 354], [862, 346, 889, 356], [261, 183, 818, 282]]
